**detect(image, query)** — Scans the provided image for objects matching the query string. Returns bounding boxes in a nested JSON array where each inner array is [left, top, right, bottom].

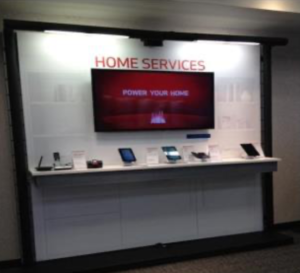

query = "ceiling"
[[1, 0, 300, 35], [177, 0, 300, 13]]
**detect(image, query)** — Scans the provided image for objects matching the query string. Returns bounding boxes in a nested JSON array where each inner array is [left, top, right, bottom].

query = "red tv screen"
[[91, 69, 215, 131]]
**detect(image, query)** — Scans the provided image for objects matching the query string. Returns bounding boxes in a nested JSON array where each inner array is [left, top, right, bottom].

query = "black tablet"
[[240, 143, 260, 157], [119, 148, 136, 163], [162, 146, 181, 161]]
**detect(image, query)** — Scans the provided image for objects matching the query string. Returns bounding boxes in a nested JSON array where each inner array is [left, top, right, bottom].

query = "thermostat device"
[[119, 148, 136, 164], [162, 146, 181, 162]]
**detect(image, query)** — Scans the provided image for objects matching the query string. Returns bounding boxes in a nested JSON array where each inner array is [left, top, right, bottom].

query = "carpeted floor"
[[2, 230, 300, 273], [115, 231, 300, 273]]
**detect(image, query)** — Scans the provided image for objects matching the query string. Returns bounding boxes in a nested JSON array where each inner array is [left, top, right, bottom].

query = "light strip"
[[196, 40, 260, 46], [45, 30, 129, 39]]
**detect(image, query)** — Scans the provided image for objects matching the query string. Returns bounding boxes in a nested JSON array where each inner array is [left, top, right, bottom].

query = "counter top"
[[29, 157, 280, 177]]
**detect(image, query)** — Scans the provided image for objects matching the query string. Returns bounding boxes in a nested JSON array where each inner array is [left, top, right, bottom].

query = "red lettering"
[[198, 60, 206, 71], [142, 58, 151, 69], [131, 58, 139, 69], [151, 59, 160, 69], [169, 60, 177, 70], [118, 58, 130, 68], [106, 57, 116, 68], [96, 56, 205, 71], [159, 59, 168, 70], [95, 56, 105, 68], [190, 60, 197, 71], [178, 60, 182, 70], [182, 60, 190, 71]]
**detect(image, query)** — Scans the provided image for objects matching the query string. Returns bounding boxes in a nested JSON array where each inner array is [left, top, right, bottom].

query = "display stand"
[[28, 157, 293, 271], [4, 19, 290, 272]]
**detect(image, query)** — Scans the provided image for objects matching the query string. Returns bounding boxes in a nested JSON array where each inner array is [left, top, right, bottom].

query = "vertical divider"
[[261, 45, 275, 231], [3, 27, 36, 265]]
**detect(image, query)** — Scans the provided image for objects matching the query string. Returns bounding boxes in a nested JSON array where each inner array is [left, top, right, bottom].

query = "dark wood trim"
[[0, 259, 22, 269], [4, 19, 288, 46], [260, 45, 275, 231], [3, 26, 36, 265]]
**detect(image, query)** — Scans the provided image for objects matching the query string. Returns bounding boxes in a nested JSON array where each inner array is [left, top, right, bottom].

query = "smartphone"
[[162, 146, 181, 162], [240, 143, 260, 157], [53, 152, 61, 166]]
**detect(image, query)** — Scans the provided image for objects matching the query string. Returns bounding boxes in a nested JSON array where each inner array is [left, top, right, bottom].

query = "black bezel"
[[91, 68, 215, 132], [241, 143, 260, 157], [118, 148, 137, 163]]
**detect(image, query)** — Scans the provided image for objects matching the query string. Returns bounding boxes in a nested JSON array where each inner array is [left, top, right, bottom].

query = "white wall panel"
[[16, 31, 261, 168]]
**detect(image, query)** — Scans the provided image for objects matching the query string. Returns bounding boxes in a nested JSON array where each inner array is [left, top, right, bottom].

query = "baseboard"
[[274, 220, 300, 230], [0, 259, 21, 269], [0, 232, 293, 273], [32, 231, 293, 273]]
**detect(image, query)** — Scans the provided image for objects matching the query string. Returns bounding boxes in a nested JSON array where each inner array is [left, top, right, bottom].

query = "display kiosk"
[[4, 19, 292, 272]]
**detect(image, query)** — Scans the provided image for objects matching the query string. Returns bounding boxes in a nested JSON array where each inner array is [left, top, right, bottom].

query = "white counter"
[[29, 157, 279, 261], [30, 157, 280, 177]]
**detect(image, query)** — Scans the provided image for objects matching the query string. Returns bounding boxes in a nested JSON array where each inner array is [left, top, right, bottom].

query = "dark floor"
[[2, 229, 300, 273], [113, 230, 300, 273]]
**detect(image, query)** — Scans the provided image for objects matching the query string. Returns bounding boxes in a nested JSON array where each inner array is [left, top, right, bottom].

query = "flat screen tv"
[[91, 69, 215, 132]]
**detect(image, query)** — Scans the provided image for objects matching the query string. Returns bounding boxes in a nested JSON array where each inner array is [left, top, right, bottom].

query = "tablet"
[[119, 148, 136, 163], [240, 143, 260, 157], [162, 146, 181, 161]]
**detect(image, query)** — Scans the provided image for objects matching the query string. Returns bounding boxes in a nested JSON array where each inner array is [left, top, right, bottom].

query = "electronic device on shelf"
[[35, 156, 52, 171], [87, 159, 103, 169], [240, 143, 260, 158], [53, 152, 73, 170], [119, 148, 136, 165], [91, 69, 215, 132], [162, 146, 181, 163], [53, 152, 61, 166], [53, 165, 73, 171], [191, 152, 210, 161]]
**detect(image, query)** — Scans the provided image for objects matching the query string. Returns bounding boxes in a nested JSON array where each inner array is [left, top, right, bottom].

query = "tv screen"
[[91, 69, 215, 132]]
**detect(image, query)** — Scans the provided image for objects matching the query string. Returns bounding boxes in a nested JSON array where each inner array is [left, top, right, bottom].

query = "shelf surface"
[[30, 157, 280, 177]]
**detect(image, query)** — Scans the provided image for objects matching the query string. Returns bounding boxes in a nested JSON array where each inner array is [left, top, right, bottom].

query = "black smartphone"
[[119, 148, 136, 163], [53, 152, 61, 166], [162, 146, 181, 161], [240, 144, 260, 157]]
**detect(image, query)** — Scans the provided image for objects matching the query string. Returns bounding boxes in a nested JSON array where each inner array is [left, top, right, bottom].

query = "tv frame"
[[91, 69, 215, 132]]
